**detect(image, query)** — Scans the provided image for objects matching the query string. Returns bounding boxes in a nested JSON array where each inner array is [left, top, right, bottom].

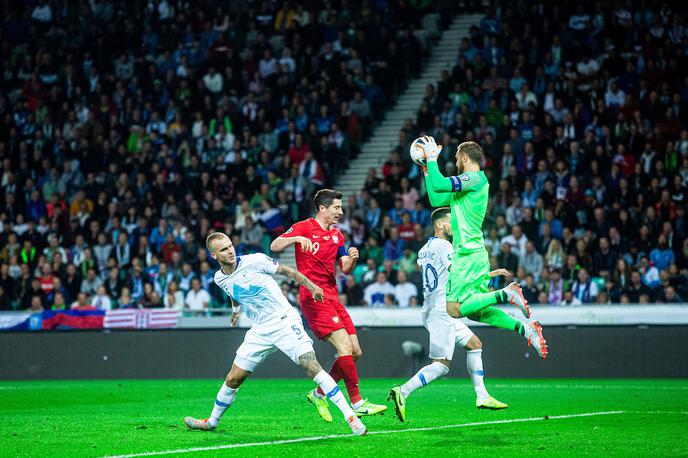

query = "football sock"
[[208, 383, 238, 427], [336, 355, 363, 405], [466, 349, 489, 399], [315, 358, 344, 399], [458, 290, 506, 316], [468, 307, 524, 334], [313, 370, 355, 419], [400, 362, 449, 398]]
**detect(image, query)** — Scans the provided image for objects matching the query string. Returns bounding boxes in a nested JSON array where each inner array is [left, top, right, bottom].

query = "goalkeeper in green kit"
[[419, 136, 547, 359]]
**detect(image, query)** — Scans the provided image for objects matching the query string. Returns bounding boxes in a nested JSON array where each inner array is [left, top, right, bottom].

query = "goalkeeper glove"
[[422, 136, 443, 162]]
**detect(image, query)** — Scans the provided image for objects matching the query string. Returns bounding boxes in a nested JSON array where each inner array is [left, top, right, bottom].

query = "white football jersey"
[[214, 253, 292, 325], [417, 237, 453, 313]]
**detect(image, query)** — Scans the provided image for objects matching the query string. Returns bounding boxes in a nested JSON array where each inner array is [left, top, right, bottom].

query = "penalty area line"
[[103, 410, 628, 458]]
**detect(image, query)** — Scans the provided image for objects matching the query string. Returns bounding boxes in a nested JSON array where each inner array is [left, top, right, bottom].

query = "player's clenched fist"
[[347, 247, 359, 262], [297, 236, 313, 252]]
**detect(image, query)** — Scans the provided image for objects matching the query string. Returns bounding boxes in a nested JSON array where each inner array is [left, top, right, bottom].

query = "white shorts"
[[234, 308, 314, 372], [422, 309, 475, 361]]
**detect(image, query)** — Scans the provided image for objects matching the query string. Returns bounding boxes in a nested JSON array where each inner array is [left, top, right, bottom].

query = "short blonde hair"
[[205, 232, 228, 252]]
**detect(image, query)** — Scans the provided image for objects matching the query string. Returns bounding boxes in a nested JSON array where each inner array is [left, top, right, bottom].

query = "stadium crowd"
[[346, 1, 688, 307], [0, 0, 452, 312], [0, 0, 687, 313]]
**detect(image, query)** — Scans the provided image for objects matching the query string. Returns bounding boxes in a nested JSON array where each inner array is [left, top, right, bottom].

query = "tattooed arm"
[[276, 264, 324, 302]]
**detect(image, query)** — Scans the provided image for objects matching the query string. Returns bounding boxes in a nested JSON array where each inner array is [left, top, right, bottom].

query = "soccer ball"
[[409, 136, 428, 166]]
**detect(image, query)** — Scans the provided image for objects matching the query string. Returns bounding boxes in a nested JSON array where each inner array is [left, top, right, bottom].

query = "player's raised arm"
[[270, 226, 313, 253], [417, 136, 451, 207], [276, 264, 324, 302]]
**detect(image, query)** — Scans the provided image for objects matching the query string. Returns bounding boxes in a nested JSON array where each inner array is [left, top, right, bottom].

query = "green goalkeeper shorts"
[[446, 249, 491, 303]]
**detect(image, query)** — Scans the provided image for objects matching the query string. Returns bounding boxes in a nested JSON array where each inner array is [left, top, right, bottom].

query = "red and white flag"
[[104, 309, 180, 329]]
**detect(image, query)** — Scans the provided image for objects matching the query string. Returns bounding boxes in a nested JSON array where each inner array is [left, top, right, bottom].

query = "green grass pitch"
[[2, 378, 687, 457]]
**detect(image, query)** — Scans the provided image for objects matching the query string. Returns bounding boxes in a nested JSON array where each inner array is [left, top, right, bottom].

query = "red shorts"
[[300, 297, 356, 340]]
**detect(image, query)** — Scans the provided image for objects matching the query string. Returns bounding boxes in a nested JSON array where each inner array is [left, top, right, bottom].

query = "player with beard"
[[418, 137, 548, 358]]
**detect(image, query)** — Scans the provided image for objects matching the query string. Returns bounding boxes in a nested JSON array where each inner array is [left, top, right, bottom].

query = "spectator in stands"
[[572, 269, 599, 304], [364, 272, 395, 308], [384, 228, 405, 262], [393, 271, 418, 308], [70, 292, 92, 310], [547, 268, 564, 305], [520, 241, 544, 282], [496, 243, 519, 285], [80, 268, 102, 298], [92, 285, 112, 311], [344, 275, 364, 307], [185, 278, 210, 314]]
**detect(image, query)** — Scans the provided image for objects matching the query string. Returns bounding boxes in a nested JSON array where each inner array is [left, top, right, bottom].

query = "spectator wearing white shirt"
[[92, 285, 113, 311], [258, 49, 277, 80], [32, 1, 53, 22], [203, 67, 223, 94], [164, 280, 185, 310], [605, 81, 626, 108], [393, 271, 418, 308], [561, 290, 583, 306], [185, 278, 210, 313], [146, 111, 167, 135], [515, 84, 537, 110], [500, 225, 528, 260], [364, 272, 395, 307], [519, 241, 544, 282], [576, 56, 600, 77], [279, 48, 296, 75], [506, 196, 524, 227]]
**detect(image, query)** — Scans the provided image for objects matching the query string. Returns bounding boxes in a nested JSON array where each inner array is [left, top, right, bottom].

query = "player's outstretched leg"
[[185, 364, 247, 431], [390, 361, 449, 422], [523, 321, 548, 359], [449, 283, 529, 319], [463, 308, 548, 359], [300, 351, 366, 435], [504, 282, 530, 318]]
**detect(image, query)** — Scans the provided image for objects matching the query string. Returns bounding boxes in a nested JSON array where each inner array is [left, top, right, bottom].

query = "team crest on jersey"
[[332, 316, 340, 323], [332, 235, 339, 243]]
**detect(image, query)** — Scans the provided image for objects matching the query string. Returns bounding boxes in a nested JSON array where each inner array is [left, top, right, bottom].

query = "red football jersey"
[[280, 218, 347, 300]]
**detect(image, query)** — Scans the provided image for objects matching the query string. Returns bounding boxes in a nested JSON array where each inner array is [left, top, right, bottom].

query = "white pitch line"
[[103, 410, 630, 458], [488, 384, 688, 391]]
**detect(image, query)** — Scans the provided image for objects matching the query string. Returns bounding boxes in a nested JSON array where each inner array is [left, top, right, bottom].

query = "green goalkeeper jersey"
[[424, 161, 489, 255]]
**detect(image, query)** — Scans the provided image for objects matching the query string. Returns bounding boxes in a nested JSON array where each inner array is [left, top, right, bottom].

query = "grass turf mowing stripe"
[[102, 410, 628, 458]]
